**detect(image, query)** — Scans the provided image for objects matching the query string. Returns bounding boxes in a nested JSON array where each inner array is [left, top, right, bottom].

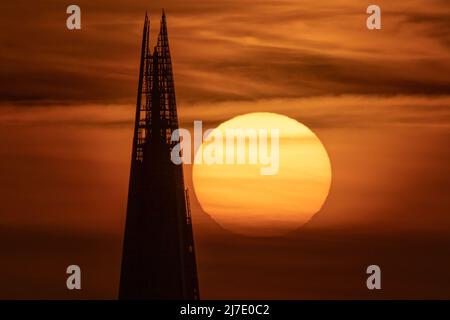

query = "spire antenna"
[[119, 10, 200, 300]]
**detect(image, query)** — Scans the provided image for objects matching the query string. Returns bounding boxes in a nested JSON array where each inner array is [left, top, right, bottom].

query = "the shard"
[[119, 11, 200, 300]]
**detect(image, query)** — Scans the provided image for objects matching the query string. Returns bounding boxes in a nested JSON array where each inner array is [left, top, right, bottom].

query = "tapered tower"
[[119, 11, 200, 300]]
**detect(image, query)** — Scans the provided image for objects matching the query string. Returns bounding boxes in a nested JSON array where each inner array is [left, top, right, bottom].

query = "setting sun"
[[192, 112, 332, 236]]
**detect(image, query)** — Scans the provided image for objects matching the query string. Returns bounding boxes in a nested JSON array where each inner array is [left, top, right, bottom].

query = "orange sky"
[[0, 0, 449, 298]]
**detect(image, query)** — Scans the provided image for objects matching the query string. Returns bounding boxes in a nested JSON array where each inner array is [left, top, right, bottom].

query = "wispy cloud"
[[1, 94, 449, 130], [0, 0, 449, 106]]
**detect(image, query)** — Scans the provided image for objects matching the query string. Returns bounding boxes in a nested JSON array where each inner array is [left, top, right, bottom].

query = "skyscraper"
[[119, 11, 200, 300]]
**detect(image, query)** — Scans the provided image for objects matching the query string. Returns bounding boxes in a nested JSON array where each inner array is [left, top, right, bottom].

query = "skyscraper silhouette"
[[119, 11, 200, 300]]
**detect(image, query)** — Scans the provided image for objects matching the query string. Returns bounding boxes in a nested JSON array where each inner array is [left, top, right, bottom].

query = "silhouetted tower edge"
[[119, 11, 200, 300]]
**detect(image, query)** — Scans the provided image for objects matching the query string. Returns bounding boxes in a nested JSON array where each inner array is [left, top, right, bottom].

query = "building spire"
[[120, 10, 200, 300], [161, 10, 167, 32], [144, 11, 149, 28], [157, 8, 169, 52]]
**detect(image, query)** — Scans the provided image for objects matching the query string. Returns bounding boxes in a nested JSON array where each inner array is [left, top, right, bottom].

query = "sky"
[[0, 0, 449, 298]]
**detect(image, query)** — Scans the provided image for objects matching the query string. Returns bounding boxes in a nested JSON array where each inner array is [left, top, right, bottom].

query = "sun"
[[192, 112, 332, 236]]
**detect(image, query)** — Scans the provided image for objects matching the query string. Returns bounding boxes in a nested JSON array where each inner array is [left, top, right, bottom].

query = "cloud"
[[0, 0, 449, 106], [1, 94, 449, 130], [178, 95, 450, 130]]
